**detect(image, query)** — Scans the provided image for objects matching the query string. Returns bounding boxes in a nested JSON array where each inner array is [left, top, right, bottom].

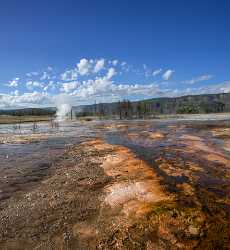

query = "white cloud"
[[43, 86, 49, 92], [47, 66, 53, 71], [0, 91, 52, 109], [152, 68, 162, 76], [8, 78, 20, 87], [199, 81, 230, 94], [145, 67, 162, 78], [70, 77, 161, 104], [26, 81, 44, 90], [2, 57, 229, 109], [1, 80, 229, 109], [77, 58, 107, 75], [68, 66, 161, 103], [10, 90, 19, 96], [166, 81, 230, 97], [62, 58, 107, 79], [182, 74, 214, 84], [162, 69, 174, 81], [43, 81, 56, 92], [120, 61, 131, 72], [142, 64, 152, 77], [61, 69, 78, 81], [106, 68, 117, 79], [26, 72, 39, 77], [94, 59, 105, 73], [40, 71, 51, 81], [61, 81, 79, 93], [77, 58, 92, 76], [64, 80, 229, 103], [112, 60, 119, 66]]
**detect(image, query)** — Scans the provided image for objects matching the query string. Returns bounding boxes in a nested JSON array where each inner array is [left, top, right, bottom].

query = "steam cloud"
[[55, 103, 72, 121]]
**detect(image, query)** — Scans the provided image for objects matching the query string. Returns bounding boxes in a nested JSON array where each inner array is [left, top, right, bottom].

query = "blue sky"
[[0, 0, 230, 108]]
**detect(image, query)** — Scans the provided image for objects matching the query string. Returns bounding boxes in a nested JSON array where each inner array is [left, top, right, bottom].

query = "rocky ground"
[[0, 120, 229, 249]]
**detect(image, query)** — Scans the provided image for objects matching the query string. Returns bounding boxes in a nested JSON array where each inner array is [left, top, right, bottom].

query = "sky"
[[0, 0, 230, 108]]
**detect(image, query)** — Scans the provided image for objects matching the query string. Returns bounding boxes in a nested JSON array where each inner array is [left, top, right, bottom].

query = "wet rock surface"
[[0, 119, 229, 249]]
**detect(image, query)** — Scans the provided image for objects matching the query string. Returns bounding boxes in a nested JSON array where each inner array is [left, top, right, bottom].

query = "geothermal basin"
[[0, 114, 230, 249]]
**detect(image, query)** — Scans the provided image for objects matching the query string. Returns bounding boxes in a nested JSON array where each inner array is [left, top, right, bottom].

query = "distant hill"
[[1, 93, 230, 118], [0, 107, 56, 116], [73, 93, 230, 118]]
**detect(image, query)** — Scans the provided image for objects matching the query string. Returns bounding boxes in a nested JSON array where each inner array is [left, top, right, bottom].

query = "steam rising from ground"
[[55, 104, 71, 121], [54, 94, 74, 121]]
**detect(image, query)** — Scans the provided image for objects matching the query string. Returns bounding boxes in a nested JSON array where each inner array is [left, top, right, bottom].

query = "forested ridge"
[[74, 93, 230, 118], [1, 93, 230, 118], [0, 107, 56, 116]]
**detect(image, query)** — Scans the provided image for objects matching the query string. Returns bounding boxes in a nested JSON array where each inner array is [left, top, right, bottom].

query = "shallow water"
[[0, 116, 230, 249], [0, 121, 97, 203], [0, 117, 229, 204]]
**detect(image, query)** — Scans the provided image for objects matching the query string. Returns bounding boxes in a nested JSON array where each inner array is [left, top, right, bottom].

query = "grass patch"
[[0, 115, 53, 124]]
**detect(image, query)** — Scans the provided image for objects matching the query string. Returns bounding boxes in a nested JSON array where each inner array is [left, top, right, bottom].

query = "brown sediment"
[[211, 127, 230, 139], [81, 140, 209, 250], [179, 134, 230, 165], [0, 139, 110, 249], [0, 121, 230, 249], [0, 133, 49, 144], [95, 121, 151, 132], [211, 127, 230, 152], [145, 131, 165, 139], [93, 139, 170, 212], [223, 140, 230, 152], [0, 138, 203, 250], [76, 139, 171, 221], [127, 132, 140, 140], [127, 131, 165, 141], [95, 123, 129, 130]]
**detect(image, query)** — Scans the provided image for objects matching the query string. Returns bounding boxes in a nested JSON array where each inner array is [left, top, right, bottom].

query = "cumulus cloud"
[[198, 81, 230, 94], [67, 66, 161, 103], [120, 61, 130, 72], [1, 80, 229, 109], [70, 78, 162, 104], [26, 81, 44, 90], [61, 69, 78, 81], [1, 57, 229, 109], [14, 90, 19, 96], [152, 69, 162, 76], [63, 80, 228, 102], [0, 91, 52, 109], [94, 58, 105, 73], [43, 81, 56, 92], [182, 74, 214, 84], [142, 64, 152, 77], [77, 58, 92, 76], [26, 72, 39, 77], [61, 81, 79, 93], [106, 68, 117, 79], [162, 70, 174, 81], [8, 78, 20, 87], [40, 71, 51, 81], [112, 60, 119, 66]]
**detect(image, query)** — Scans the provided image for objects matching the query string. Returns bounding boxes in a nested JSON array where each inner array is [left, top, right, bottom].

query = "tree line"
[[74, 93, 230, 119], [0, 108, 56, 116]]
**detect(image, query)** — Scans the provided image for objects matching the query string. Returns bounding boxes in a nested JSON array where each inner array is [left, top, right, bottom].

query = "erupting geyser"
[[55, 103, 72, 121]]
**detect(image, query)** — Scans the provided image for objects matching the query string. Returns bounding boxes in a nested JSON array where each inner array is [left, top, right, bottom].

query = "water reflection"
[[0, 117, 229, 204]]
